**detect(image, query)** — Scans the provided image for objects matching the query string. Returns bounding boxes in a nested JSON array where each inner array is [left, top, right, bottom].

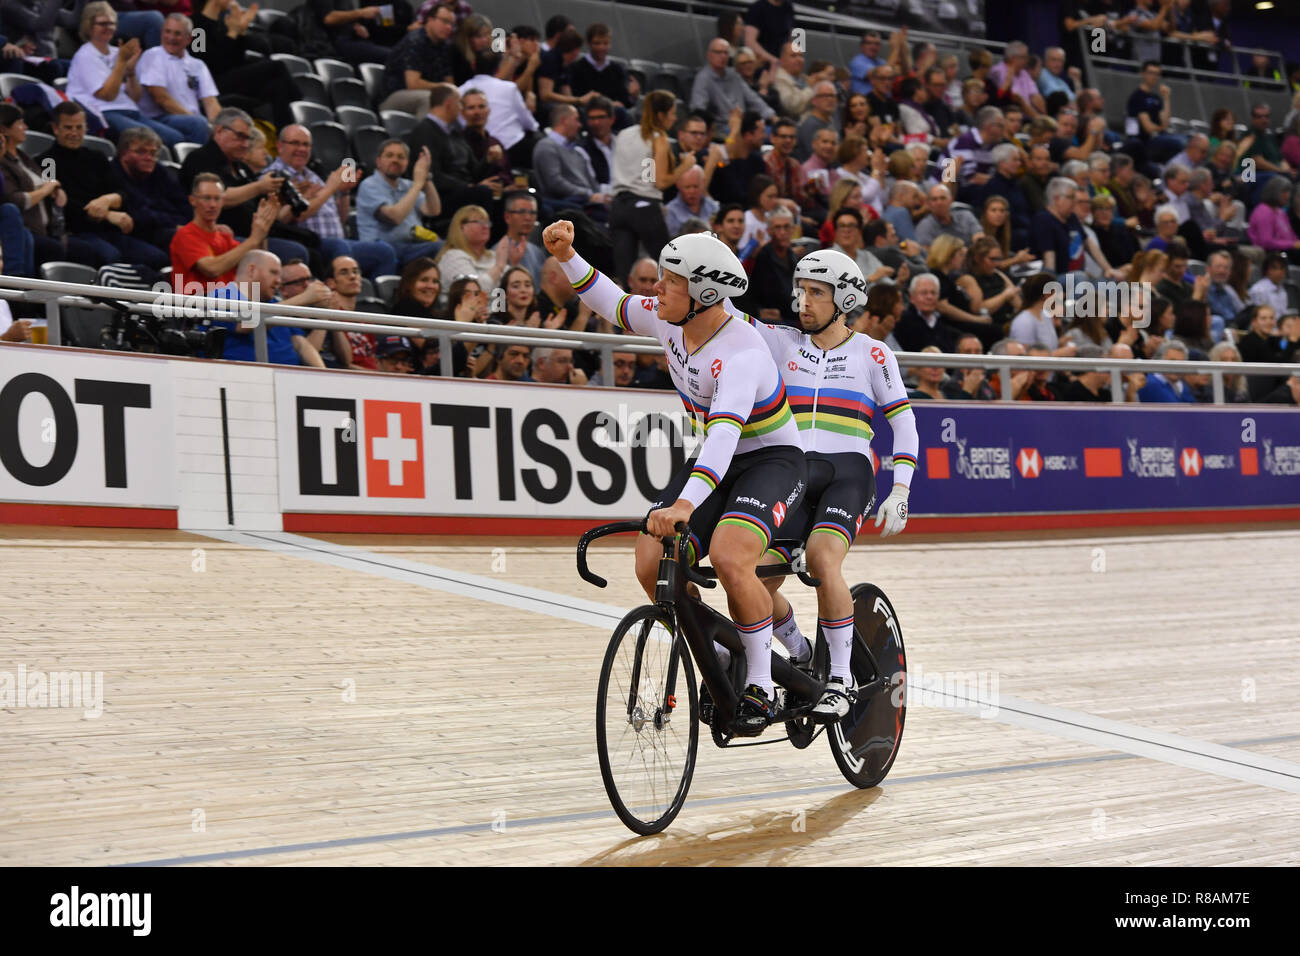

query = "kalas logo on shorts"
[[1264, 438, 1300, 476], [1126, 437, 1176, 478]]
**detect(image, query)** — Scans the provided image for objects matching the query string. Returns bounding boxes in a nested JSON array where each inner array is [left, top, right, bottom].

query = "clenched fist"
[[542, 220, 575, 261]]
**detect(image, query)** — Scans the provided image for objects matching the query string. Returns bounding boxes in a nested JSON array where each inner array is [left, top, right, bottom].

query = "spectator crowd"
[[0, 0, 1298, 404]]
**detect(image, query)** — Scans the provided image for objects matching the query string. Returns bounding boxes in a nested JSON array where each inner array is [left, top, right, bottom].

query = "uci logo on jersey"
[[798, 347, 820, 365], [668, 338, 689, 367]]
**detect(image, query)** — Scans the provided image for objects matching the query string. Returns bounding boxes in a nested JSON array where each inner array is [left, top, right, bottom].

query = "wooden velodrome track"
[[2, 522, 1299, 866]]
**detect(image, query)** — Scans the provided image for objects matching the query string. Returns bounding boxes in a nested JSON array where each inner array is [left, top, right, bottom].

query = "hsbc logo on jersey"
[[788, 360, 798, 371], [870, 346, 886, 366], [641, 297, 654, 311], [711, 359, 723, 378]]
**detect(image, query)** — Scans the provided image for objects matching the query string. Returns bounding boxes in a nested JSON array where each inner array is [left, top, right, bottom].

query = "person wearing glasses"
[[435, 204, 515, 290], [65, 3, 201, 148], [355, 139, 443, 268], [494, 191, 545, 287], [795, 80, 841, 163], [107, 126, 190, 257], [178, 107, 314, 269], [690, 38, 775, 125], [263, 125, 398, 280]]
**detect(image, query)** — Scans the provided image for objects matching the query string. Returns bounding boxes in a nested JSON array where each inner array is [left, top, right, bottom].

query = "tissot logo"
[[0, 372, 151, 488]]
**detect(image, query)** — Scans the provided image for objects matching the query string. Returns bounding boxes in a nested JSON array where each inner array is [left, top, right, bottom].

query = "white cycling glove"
[[874, 485, 910, 538]]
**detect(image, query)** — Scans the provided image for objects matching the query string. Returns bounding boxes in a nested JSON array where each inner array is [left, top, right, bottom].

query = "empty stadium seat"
[[271, 53, 313, 76], [18, 130, 53, 158], [0, 73, 36, 98], [359, 63, 386, 104], [1186, 259, 1207, 276], [41, 261, 98, 286], [352, 125, 388, 169], [82, 135, 115, 159], [294, 73, 330, 108], [374, 274, 401, 304], [315, 58, 356, 84], [309, 121, 351, 170], [290, 101, 334, 128], [173, 142, 199, 164], [255, 8, 288, 29], [381, 110, 417, 138], [335, 106, 379, 135], [331, 78, 372, 110], [648, 73, 681, 98]]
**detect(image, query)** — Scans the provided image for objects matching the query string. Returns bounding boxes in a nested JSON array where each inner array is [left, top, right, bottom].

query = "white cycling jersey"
[[740, 316, 920, 487], [561, 252, 803, 509]]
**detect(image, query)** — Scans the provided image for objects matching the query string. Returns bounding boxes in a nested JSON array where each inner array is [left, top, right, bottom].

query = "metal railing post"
[[998, 364, 1012, 402], [254, 320, 268, 364], [1211, 370, 1225, 405], [440, 333, 453, 377], [1110, 368, 1124, 403], [601, 345, 614, 389], [44, 297, 61, 346]]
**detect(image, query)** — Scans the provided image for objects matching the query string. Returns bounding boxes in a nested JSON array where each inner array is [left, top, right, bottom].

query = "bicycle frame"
[[577, 520, 826, 732]]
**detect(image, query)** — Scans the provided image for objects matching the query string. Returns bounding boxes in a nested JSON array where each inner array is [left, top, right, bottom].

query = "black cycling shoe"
[[733, 684, 777, 737], [698, 679, 714, 726]]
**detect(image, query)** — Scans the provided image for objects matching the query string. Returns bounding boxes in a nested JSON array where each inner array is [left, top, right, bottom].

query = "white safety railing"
[[2, 274, 1296, 405]]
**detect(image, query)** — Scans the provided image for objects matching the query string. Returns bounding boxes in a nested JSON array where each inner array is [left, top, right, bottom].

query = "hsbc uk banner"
[[274, 370, 698, 517], [868, 403, 1300, 515]]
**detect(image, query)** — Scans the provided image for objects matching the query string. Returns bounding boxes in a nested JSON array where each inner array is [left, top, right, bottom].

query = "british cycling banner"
[[869, 403, 1300, 520]]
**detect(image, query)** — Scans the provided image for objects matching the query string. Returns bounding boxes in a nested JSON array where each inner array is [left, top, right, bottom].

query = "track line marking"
[[195, 531, 1300, 797]]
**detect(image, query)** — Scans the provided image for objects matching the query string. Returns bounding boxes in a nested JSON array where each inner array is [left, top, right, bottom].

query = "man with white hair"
[[948, 106, 1006, 196], [983, 142, 1032, 247], [1164, 133, 1210, 176], [896, 273, 960, 352], [1037, 46, 1077, 104], [796, 80, 842, 162], [666, 164, 719, 236], [1030, 176, 1087, 276], [1138, 340, 1197, 403], [738, 207, 799, 325], [1160, 162, 1193, 224], [215, 250, 332, 367], [531, 347, 587, 385], [135, 13, 220, 144], [914, 183, 982, 248], [989, 41, 1045, 118]]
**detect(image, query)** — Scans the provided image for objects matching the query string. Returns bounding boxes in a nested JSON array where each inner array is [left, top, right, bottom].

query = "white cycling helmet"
[[658, 233, 748, 324], [792, 248, 869, 324]]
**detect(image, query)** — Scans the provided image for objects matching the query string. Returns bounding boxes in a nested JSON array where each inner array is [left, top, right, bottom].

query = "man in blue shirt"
[[849, 30, 886, 96], [1138, 340, 1198, 402], [214, 253, 332, 366], [355, 139, 442, 268]]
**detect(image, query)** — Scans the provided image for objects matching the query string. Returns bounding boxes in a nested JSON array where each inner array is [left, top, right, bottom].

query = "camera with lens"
[[273, 174, 310, 218], [99, 301, 227, 358]]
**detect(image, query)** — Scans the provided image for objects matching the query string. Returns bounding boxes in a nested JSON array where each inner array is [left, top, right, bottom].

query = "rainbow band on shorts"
[[717, 511, 772, 546], [810, 521, 853, 550]]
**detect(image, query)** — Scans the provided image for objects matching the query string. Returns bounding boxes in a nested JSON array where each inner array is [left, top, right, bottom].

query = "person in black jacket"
[[568, 23, 637, 112], [107, 124, 190, 256], [40, 103, 170, 269], [735, 206, 798, 327], [403, 84, 498, 218], [191, 0, 301, 130], [894, 273, 961, 353]]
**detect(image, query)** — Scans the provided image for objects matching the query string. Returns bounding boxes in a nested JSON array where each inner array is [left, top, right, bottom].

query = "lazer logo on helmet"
[[691, 266, 746, 288], [838, 271, 868, 292]]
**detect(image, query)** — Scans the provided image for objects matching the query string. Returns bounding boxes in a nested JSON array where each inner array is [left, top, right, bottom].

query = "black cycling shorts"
[[649, 446, 807, 562], [770, 451, 877, 558]]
